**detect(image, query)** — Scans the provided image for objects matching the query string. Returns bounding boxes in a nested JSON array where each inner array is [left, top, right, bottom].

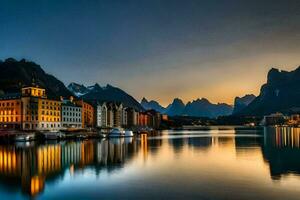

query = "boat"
[[109, 128, 125, 137], [77, 134, 88, 140], [108, 128, 134, 137], [124, 130, 134, 137], [14, 133, 35, 142], [43, 131, 65, 140]]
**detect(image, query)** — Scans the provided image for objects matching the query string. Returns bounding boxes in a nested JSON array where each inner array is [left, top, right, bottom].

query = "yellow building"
[[21, 86, 61, 131], [0, 94, 22, 130], [37, 99, 61, 130], [0, 85, 63, 131], [22, 86, 46, 98]]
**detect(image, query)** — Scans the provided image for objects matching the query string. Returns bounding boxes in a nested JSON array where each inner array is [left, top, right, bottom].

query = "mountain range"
[[141, 97, 166, 113], [236, 67, 300, 116], [68, 82, 144, 111], [0, 58, 143, 110], [1, 58, 299, 117], [232, 94, 256, 114], [0, 58, 73, 99], [141, 97, 233, 118]]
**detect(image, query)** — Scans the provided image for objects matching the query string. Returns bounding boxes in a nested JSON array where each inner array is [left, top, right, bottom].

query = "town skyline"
[[1, 0, 300, 106]]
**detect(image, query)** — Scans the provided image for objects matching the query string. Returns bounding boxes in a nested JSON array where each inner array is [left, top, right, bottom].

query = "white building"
[[97, 102, 108, 127], [122, 107, 128, 127], [61, 101, 82, 129], [97, 102, 125, 128]]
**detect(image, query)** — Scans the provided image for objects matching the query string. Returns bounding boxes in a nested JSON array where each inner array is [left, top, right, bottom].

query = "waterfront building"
[[113, 102, 123, 128], [96, 102, 108, 128], [138, 112, 149, 127], [145, 109, 162, 129], [0, 93, 22, 130], [122, 107, 128, 127], [21, 86, 61, 131], [76, 100, 94, 128], [261, 113, 286, 126], [106, 103, 114, 127], [287, 114, 300, 126], [0, 85, 61, 131], [126, 108, 139, 128], [106, 102, 123, 128], [61, 99, 82, 129], [97, 102, 125, 128]]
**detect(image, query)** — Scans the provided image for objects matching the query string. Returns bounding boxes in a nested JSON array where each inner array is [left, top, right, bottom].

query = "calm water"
[[1, 127, 300, 199]]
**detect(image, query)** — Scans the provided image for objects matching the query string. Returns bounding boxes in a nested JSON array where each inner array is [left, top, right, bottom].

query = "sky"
[[0, 0, 299, 106]]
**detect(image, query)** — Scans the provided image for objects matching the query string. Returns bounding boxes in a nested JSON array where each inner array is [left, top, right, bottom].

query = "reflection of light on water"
[[37, 145, 61, 174], [274, 127, 300, 148], [30, 176, 45, 196], [2, 129, 300, 199], [70, 164, 74, 176], [141, 134, 148, 161], [162, 129, 237, 135]]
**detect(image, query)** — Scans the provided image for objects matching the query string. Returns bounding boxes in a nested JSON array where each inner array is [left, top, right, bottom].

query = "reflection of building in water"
[[0, 138, 146, 197], [272, 127, 300, 148], [0, 146, 45, 196], [37, 145, 61, 174], [141, 134, 148, 160], [262, 127, 300, 179]]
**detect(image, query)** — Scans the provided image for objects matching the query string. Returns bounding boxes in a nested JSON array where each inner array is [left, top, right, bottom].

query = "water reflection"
[[0, 137, 146, 197], [263, 127, 300, 179], [0, 127, 299, 199]]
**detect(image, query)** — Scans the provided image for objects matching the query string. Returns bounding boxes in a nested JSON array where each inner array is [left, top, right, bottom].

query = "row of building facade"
[[0, 85, 162, 131], [261, 113, 300, 126]]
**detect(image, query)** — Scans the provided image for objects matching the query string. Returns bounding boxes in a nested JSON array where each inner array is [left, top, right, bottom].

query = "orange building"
[[76, 100, 94, 128], [0, 94, 22, 130], [138, 112, 149, 127]]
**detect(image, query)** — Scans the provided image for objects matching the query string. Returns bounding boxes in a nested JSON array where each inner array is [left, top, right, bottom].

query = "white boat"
[[109, 128, 125, 137], [108, 128, 134, 137], [124, 130, 134, 137], [43, 131, 65, 140], [14, 133, 35, 142]]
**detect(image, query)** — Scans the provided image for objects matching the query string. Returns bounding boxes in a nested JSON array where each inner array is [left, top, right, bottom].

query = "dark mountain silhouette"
[[0, 58, 73, 99], [165, 98, 185, 116], [140, 97, 166, 113], [144, 97, 233, 118], [237, 66, 300, 116], [68, 83, 144, 111], [67, 83, 89, 96], [232, 94, 256, 114], [183, 98, 233, 118]]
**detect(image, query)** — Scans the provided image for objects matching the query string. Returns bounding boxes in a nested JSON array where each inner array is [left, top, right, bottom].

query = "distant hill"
[[160, 97, 232, 118], [141, 97, 166, 113], [68, 82, 144, 111], [232, 94, 256, 114], [165, 98, 186, 116], [183, 98, 233, 118], [237, 66, 300, 116], [0, 58, 73, 99]]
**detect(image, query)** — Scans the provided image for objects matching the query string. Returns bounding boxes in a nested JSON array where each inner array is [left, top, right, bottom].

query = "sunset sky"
[[1, 0, 299, 106]]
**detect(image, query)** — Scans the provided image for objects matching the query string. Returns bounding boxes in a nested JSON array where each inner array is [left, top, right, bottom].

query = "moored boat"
[[124, 130, 134, 137], [43, 131, 65, 140], [14, 133, 35, 142], [109, 128, 125, 137]]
